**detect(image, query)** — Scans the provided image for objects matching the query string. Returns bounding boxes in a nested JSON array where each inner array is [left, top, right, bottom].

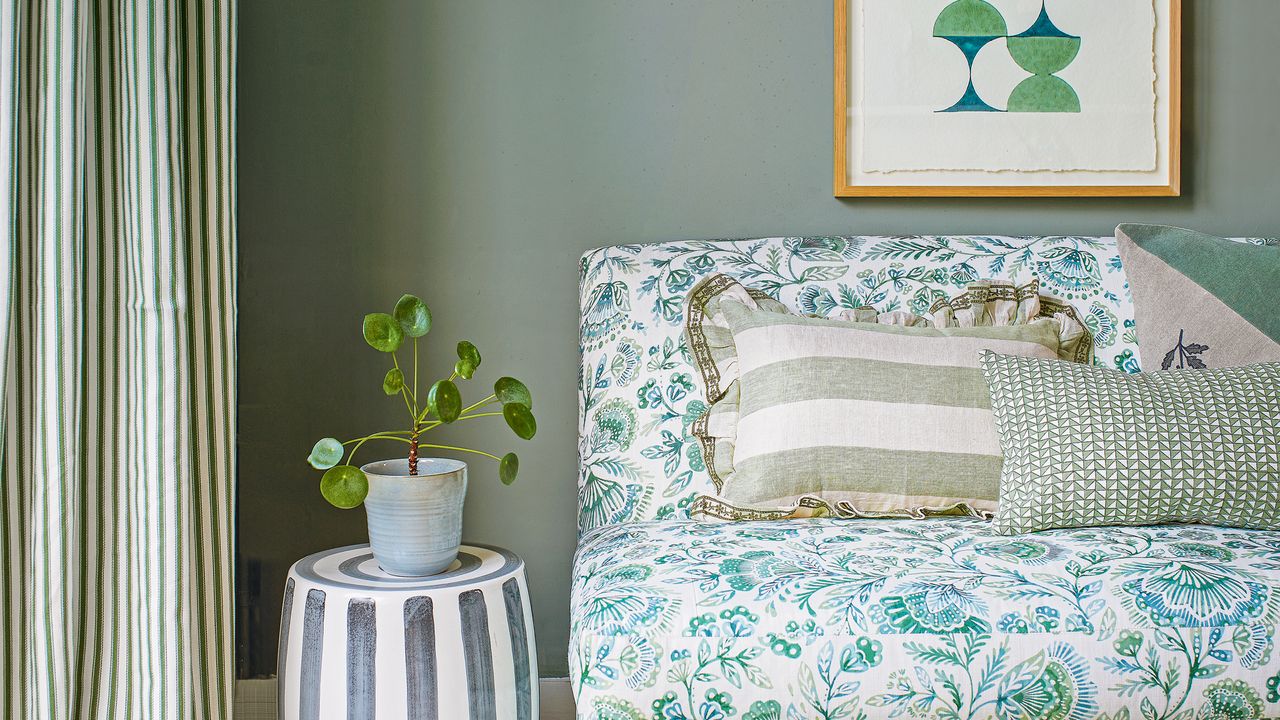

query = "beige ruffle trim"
[[831, 278, 1093, 363]]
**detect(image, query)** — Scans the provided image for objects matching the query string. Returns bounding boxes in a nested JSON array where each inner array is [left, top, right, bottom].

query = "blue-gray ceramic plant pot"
[[361, 457, 467, 576]]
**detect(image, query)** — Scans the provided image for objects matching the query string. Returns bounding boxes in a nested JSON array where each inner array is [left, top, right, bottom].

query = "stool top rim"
[[287, 543, 523, 593]]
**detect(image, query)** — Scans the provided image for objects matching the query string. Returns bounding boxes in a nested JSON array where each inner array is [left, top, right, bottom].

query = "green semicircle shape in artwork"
[[1007, 74, 1080, 113], [1007, 35, 1081, 75], [933, 0, 1007, 37]]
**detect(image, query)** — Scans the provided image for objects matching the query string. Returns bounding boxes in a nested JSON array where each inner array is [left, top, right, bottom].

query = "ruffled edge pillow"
[[685, 273, 1093, 521], [929, 280, 1094, 365]]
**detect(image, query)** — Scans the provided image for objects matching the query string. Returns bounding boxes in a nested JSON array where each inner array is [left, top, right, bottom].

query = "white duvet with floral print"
[[570, 519, 1280, 720], [574, 236, 1280, 719]]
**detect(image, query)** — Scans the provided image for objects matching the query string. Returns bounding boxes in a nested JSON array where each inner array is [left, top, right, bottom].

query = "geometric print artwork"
[[578, 235, 1140, 533], [935, 0, 1081, 113], [981, 351, 1280, 534], [570, 517, 1280, 720]]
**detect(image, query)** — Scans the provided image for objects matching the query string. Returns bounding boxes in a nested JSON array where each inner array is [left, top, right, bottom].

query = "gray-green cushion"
[[981, 351, 1280, 535], [1116, 223, 1280, 369]]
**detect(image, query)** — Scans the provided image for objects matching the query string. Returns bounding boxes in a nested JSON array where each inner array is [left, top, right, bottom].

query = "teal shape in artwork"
[[934, 0, 1008, 113], [1006, 2, 1081, 112], [938, 36, 1003, 113]]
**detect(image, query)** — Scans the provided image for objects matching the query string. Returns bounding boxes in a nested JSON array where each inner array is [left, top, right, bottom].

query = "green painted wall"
[[237, 0, 1280, 677]]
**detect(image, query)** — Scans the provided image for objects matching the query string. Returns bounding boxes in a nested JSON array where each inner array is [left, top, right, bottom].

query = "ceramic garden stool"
[[278, 543, 538, 720]]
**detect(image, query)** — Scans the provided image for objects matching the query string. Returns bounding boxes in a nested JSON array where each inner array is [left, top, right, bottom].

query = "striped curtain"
[[0, 1, 235, 719]]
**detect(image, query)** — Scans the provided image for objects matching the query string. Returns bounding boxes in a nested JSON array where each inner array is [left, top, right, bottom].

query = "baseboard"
[[235, 677, 576, 719], [233, 679, 277, 720], [539, 677, 576, 719]]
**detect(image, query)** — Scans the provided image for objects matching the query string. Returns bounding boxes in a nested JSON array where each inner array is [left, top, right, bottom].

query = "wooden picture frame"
[[834, 0, 1181, 197]]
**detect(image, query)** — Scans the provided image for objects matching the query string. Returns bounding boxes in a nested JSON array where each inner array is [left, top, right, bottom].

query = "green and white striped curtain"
[[0, 1, 236, 719]]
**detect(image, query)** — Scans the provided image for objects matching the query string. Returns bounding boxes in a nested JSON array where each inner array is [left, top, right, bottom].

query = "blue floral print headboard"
[[577, 236, 1139, 533]]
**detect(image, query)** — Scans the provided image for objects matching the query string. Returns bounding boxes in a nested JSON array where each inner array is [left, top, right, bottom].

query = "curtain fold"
[[0, 1, 236, 718]]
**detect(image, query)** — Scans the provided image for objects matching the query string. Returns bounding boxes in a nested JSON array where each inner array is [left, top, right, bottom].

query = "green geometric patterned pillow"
[[980, 351, 1280, 535], [1116, 223, 1280, 369]]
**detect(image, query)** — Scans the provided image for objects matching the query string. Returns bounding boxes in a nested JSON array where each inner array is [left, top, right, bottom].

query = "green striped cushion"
[[686, 274, 1093, 520]]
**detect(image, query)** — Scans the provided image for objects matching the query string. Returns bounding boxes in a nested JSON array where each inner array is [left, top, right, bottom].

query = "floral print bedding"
[[578, 236, 1139, 534], [569, 518, 1280, 720]]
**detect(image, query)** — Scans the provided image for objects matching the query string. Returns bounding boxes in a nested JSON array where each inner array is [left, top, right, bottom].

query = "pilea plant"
[[306, 293, 536, 508]]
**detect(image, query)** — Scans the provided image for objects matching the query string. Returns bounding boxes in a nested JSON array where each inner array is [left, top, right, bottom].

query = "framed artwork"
[[834, 0, 1181, 197]]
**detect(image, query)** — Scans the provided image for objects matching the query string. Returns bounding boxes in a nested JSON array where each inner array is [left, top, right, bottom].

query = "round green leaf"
[[454, 359, 476, 380], [494, 376, 532, 409], [382, 367, 404, 396], [429, 379, 462, 423], [454, 341, 481, 380], [457, 340, 481, 367], [394, 294, 432, 338], [363, 312, 404, 353], [307, 437, 344, 470], [320, 465, 368, 508], [499, 452, 519, 485], [503, 404, 537, 440]]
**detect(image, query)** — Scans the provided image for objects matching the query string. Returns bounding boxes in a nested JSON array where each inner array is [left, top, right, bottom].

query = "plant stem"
[[345, 433, 413, 466], [392, 353, 417, 418], [409, 339, 421, 475], [413, 405, 500, 433], [460, 394, 498, 415], [417, 444, 502, 462], [342, 430, 413, 442], [344, 433, 413, 445], [409, 427, 419, 476], [417, 391, 497, 425]]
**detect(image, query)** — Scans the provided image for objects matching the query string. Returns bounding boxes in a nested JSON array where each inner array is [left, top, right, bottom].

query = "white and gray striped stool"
[[278, 543, 538, 720]]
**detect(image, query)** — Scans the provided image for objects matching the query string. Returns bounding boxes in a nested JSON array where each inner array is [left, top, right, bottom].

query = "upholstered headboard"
[[577, 236, 1139, 533]]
